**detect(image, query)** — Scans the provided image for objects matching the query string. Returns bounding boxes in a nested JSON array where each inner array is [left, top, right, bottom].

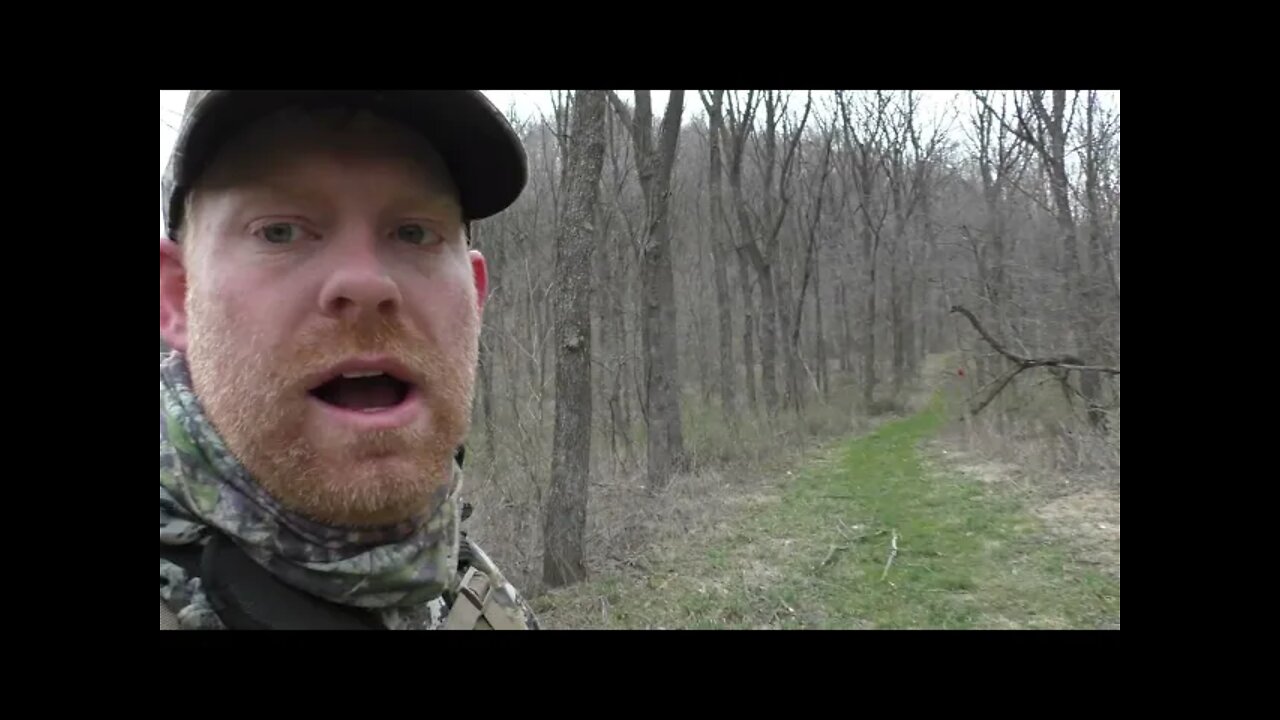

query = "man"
[[159, 90, 538, 630]]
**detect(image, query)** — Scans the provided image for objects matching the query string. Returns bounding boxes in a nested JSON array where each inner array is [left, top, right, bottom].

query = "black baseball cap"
[[161, 90, 527, 240]]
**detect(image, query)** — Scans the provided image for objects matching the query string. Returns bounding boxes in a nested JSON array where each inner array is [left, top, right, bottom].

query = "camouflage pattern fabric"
[[450, 535, 543, 630], [161, 350, 529, 630]]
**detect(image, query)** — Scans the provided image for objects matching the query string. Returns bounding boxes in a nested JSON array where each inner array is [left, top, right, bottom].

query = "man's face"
[[159, 109, 488, 527]]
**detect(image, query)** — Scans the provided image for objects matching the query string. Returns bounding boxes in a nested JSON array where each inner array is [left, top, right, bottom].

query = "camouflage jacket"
[[160, 351, 538, 630]]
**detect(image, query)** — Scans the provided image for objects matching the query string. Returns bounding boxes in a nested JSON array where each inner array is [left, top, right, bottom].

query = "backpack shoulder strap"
[[443, 537, 540, 630]]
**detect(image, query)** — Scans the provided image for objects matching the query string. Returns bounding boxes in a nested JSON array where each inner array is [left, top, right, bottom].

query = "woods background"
[[161, 89, 1121, 600], [463, 89, 1120, 593]]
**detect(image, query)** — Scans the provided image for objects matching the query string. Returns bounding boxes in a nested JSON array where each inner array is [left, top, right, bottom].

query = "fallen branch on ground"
[[816, 544, 850, 572], [769, 600, 797, 626], [834, 520, 854, 542], [881, 530, 900, 581], [607, 553, 652, 573], [835, 519, 884, 545]]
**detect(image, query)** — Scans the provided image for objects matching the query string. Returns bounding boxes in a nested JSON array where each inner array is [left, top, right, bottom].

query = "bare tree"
[[771, 96, 815, 412], [977, 90, 1113, 430], [542, 90, 608, 588], [699, 90, 736, 417], [721, 91, 761, 413], [1080, 89, 1121, 307], [789, 115, 836, 408], [835, 90, 892, 409], [608, 90, 687, 490], [880, 91, 943, 397], [725, 90, 812, 415], [965, 91, 1028, 394], [595, 105, 640, 473]]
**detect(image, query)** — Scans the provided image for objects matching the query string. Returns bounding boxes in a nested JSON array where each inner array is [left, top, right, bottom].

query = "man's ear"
[[160, 237, 190, 352], [470, 249, 488, 313]]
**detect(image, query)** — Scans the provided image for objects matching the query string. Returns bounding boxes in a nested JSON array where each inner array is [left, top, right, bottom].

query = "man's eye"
[[258, 222, 304, 244], [396, 224, 440, 245]]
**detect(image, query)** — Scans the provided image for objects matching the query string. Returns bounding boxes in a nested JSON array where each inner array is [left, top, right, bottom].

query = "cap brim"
[[163, 90, 527, 237]]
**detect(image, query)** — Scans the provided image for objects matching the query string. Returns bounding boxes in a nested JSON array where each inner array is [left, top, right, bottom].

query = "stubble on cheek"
[[183, 262, 482, 528]]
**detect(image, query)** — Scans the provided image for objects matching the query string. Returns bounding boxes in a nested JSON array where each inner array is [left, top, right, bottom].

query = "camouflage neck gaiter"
[[159, 351, 460, 630]]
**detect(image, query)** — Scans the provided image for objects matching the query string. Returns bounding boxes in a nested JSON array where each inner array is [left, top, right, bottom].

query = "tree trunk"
[[815, 249, 828, 399], [790, 128, 832, 410], [478, 334, 495, 459], [776, 252, 800, 411], [862, 222, 877, 409], [902, 247, 917, 380], [757, 262, 780, 414], [542, 90, 606, 588], [624, 283, 638, 433], [599, 239, 618, 469], [1032, 90, 1104, 429], [693, 285, 711, 405], [734, 91, 810, 417], [711, 247, 734, 413], [701, 90, 736, 416], [1083, 90, 1116, 430], [738, 251, 758, 412], [1029, 93, 1088, 353], [890, 250, 905, 399], [470, 223, 498, 460], [609, 90, 688, 490], [839, 279, 851, 373]]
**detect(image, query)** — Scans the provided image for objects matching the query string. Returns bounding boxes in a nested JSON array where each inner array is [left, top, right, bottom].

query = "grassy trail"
[[534, 400, 1120, 629]]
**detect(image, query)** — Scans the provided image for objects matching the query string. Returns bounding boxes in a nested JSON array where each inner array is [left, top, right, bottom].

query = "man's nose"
[[318, 240, 403, 323]]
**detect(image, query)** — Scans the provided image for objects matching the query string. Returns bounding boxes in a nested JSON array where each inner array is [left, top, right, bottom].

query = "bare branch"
[[767, 91, 813, 256], [975, 90, 1041, 158], [606, 91, 634, 138], [968, 363, 1036, 416], [949, 305, 1119, 375]]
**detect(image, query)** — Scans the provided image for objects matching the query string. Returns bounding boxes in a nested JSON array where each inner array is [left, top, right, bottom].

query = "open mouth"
[[309, 370, 414, 413]]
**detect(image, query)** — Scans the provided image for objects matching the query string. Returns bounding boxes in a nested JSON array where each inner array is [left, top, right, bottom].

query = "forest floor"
[[531, 396, 1120, 629]]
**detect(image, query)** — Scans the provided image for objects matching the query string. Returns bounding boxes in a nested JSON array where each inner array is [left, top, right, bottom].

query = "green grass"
[[534, 397, 1120, 629]]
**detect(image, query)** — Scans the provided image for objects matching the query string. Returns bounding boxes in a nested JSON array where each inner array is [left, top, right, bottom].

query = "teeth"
[[341, 371, 385, 379]]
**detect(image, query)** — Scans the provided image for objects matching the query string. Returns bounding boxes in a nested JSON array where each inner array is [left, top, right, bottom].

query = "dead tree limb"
[[815, 544, 850, 573], [949, 305, 1120, 375], [949, 305, 1119, 418], [969, 363, 1035, 416]]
